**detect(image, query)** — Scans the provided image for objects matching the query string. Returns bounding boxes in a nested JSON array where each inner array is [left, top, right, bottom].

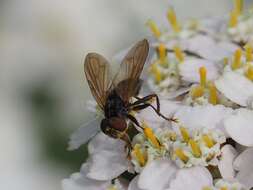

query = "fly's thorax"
[[104, 90, 127, 118]]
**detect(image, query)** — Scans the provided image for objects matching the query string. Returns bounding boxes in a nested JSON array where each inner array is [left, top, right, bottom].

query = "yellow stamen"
[[202, 135, 215, 148], [167, 7, 181, 33], [133, 144, 146, 167], [189, 139, 202, 158], [223, 57, 229, 65], [245, 44, 253, 62], [245, 66, 253, 81], [231, 49, 242, 70], [143, 123, 160, 148], [234, 0, 243, 15], [208, 83, 218, 105], [220, 187, 228, 190], [229, 10, 238, 27], [173, 45, 184, 62], [202, 186, 212, 190], [158, 43, 167, 65], [108, 186, 117, 190], [168, 131, 177, 141], [146, 19, 161, 38], [190, 85, 204, 99], [175, 148, 189, 163], [199, 66, 207, 87], [150, 63, 163, 83], [180, 127, 190, 143]]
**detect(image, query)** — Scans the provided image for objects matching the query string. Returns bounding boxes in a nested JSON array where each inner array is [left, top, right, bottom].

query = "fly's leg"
[[131, 94, 160, 112], [120, 133, 132, 159], [126, 114, 144, 130], [130, 94, 178, 123]]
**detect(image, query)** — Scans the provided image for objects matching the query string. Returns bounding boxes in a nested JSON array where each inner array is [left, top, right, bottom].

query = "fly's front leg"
[[131, 98, 178, 123], [132, 94, 160, 112]]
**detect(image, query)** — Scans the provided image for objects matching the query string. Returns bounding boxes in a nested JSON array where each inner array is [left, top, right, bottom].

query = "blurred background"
[[0, 0, 252, 189]]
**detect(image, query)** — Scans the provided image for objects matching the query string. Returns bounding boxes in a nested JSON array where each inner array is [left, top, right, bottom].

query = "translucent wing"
[[68, 117, 100, 150], [84, 53, 112, 109], [113, 39, 149, 102]]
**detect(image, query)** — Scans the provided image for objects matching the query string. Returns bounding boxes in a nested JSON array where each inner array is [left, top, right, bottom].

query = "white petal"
[[62, 164, 109, 190], [87, 150, 128, 181], [128, 176, 142, 190], [159, 87, 190, 100], [236, 166, 253, 189], [233, 148, 253, 171], [224, 109, 253, 146], [215, 71, 253, 106], [179, 58, 219, 83], [218, 145, 238, 180], [186, 35, 231, 61], [166, 167, 213, 190], [138, 159, 178, 190], [217, 41, 239, 53], [173, 104, 233, 133], [88, 132, 125, 154], [137, 100, 184, 129], [68, 118, 100, 150]]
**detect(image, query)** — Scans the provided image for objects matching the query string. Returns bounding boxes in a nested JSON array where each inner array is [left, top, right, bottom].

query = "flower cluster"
[[63, 1, 253, 190]]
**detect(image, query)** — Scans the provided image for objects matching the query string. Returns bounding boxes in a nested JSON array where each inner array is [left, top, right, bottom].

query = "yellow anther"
[[188, 19, 199, 30], [208, 83, 218, 105], [245, 44, 253, 62], [175, 148, 189, 163], [143, 123, 160, 148], [229, 10, 238, 27], [158, 43, 167, 64], [133, 144, 146, 167], [190, 85, 204, 99], [202, 187, 212, 190], [173, 45, 184, 62], [189, 139, 202, 158], [223, 57, 229, 65], [169, 131, 177, 141], [150, 63, 163, 83], [199, 66, 207, 87], [231, 49, 242, 70], [234, 0, 243, 15], [202, 135, 215, 148], [146, 19, 161, 38], [108, 186, 117, 190], [180, 127, 190, 143], [245, 66, 253, 81], [167, 7, 181, 33], [220, 187, 228, 190]]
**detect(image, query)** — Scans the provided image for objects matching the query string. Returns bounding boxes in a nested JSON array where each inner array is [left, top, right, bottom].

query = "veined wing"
[[113, 39, 149, 102], [84, 53, 112, 110]]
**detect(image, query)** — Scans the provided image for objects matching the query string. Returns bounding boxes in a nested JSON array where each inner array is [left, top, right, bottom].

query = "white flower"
[[215, 68, 253, 107], [137, 99, 184, 130], [226, 10, 253, 46], [223, 109, 253, 147], [179, 58, 219, 83], [86, 132, 130, 181], [129, 160, 212, 190], [233, 147, 253, 189], [217, 145, 253, 189], [172, 104, 233, 134], [68, 118, 101, 150], [62, 164, 127, 190]]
